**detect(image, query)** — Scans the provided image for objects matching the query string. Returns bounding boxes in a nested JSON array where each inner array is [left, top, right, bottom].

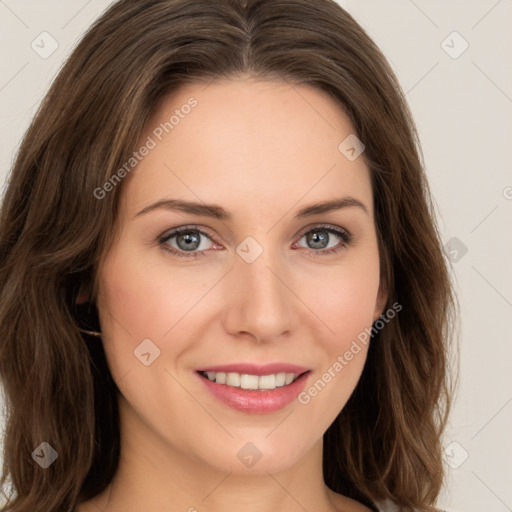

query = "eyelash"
[[157, 224, 353, 259]]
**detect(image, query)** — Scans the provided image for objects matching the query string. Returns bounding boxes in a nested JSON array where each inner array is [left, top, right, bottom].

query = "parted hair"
[[0, 1, 457, 511]]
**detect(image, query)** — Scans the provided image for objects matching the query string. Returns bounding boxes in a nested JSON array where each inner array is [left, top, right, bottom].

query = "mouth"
[[198, 369, 307, 390], [195, 363, 312, 413]]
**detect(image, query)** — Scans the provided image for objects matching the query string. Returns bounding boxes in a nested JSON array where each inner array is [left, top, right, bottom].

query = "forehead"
[[121, 77, 372, 220]]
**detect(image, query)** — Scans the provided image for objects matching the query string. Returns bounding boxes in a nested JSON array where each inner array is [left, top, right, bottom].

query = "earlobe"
[[75, 291, 90, 305], [75, 280, 94, 305]]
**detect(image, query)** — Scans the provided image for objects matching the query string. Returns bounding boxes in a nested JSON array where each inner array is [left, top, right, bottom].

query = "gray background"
[[1, 1, 511, 511]]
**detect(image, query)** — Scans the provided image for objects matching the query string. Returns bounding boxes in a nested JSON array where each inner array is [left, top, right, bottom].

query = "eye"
[[294, 224, 353, 257], [157, 223, 353, 259], [158, 225, 216, 259]]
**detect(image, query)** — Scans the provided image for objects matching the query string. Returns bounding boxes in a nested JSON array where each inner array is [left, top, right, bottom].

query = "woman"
[[0, 1, 456, 511]]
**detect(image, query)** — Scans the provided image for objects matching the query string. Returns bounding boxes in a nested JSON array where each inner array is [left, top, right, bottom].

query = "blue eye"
[[158, 226, 214, 259], [157, 224, 353, 259], [295, 225, 352, 258]]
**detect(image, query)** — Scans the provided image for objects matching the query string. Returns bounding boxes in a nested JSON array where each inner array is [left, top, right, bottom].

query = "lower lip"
[[196, 371, 310, 413]]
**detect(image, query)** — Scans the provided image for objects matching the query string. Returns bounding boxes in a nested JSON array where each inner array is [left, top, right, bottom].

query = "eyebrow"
[[135, 196, 369, 220]]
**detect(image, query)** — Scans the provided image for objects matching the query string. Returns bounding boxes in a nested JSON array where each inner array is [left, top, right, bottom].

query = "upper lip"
[[196, 362, 310, 376]]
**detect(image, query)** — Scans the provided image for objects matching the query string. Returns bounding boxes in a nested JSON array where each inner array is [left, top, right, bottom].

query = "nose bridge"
[[223, 239, 295, 340], [240, 248, 281, 300]]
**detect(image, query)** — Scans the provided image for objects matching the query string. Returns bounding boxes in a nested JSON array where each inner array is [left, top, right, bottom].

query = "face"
[[95, 75, 386, 475]]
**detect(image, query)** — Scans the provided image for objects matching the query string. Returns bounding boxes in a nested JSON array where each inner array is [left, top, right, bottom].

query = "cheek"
[[294, 262, 379, 420], [95, 250, 171, 372], [303, 253, 380, 345], [295, 248, 379, 406], [96, 246, 215, 381], [97, 247, 192, 337]]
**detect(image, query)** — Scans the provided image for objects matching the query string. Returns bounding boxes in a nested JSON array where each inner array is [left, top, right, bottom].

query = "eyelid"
[[295, 222, 350, 239], [158, 224, 218, 244]]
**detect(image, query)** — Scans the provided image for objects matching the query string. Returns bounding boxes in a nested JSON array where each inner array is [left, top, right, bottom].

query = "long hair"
[[0, 1, 457, 510]]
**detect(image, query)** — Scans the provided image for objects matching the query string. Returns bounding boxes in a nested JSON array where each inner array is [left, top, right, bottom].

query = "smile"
[[195, 364, 312, 414], [199, 370, 301, 390]]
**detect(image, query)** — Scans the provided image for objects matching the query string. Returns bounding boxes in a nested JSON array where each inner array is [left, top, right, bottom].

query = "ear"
[[372, 281, 388, 323], [76, 291, 89, 304], [75, 282, 92, 304], [75, 278, 94, 305]]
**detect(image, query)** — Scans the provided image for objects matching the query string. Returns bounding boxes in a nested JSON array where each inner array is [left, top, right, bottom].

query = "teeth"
[[240, 374, 259, 389], [226, 372, 240, 387], [202, 371, 300, 390], [258, 374, 276, 390], [275, 373, 286, 386]]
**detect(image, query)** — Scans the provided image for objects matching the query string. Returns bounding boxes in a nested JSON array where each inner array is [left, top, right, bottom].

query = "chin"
[[194, 438, 305, 475]]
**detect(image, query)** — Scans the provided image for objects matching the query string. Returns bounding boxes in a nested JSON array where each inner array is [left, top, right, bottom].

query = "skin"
[[78, 75, 386, 512]]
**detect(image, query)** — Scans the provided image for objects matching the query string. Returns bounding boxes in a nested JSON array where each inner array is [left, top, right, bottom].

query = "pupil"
[[308, 231, 328, 249], [179, 231, 200, 251]]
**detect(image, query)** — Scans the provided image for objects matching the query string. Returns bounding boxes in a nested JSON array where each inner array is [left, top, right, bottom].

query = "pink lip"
[[196, 367, 311, 414], [195, 362, 310, 376]]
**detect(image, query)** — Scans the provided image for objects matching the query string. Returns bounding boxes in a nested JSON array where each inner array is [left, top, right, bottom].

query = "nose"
[[222, 246, 298, 344]]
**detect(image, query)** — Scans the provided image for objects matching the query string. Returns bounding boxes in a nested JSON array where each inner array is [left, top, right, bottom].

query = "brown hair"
[[0, 0, 457, 511]]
